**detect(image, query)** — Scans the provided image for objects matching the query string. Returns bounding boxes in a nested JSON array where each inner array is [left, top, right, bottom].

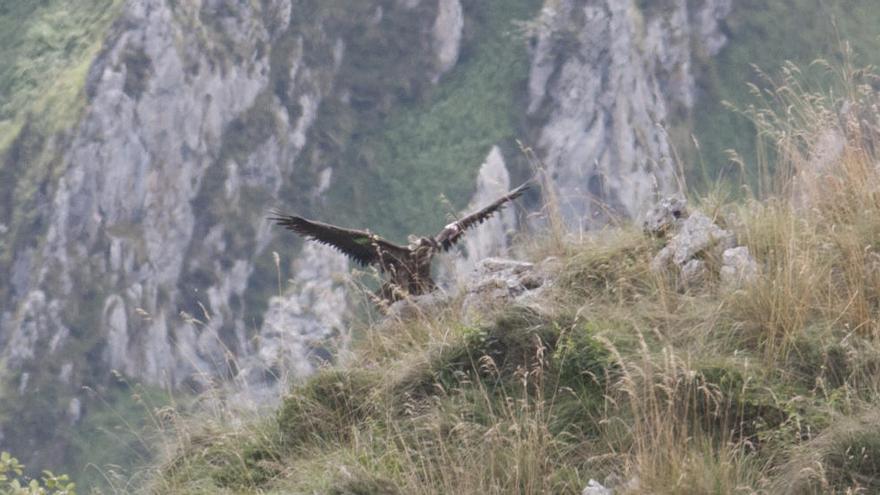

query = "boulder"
[[461, 258, 548, 323], [646, 196, 757, 288], [643, 195, 688, 236], [720, 246, 758, 289], [582, 479, 613, 495], [650, 211, 735, 273]]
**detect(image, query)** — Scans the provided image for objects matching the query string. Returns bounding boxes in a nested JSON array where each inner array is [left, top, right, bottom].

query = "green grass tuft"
[[277, 369, 382, 449], [327, 476, 403, 495]]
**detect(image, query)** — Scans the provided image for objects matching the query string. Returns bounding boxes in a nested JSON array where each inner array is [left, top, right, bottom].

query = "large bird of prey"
[[271, 182, 529, 302]]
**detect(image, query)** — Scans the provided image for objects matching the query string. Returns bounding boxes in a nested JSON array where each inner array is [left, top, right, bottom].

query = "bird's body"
[[271, 182, 529, 303], [380, 240, 437, 301]]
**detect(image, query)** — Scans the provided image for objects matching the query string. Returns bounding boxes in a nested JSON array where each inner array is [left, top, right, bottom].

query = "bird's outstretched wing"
[[434, 182, 529, 250], [270, 213, 410, 268]]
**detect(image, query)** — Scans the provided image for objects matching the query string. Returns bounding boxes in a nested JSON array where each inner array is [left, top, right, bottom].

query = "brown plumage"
[[270, 182, 529, 302]]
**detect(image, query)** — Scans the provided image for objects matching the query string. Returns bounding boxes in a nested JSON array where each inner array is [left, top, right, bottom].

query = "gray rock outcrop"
[[432, 0, 464, 81], [452, 146, 520, 277], [238, 243, 349, 388], [643, 195, 689, 236], [461, 257, 549, 323], [3, 0, 302, 388], [385, 256, 549, 325], [0, 0, 461, 395], [582, 479, 613, 495], [651, 211, 736, 272], [649, 196, 757, 288], [720, 246, 759, 289], [527, 0, 731, 230]]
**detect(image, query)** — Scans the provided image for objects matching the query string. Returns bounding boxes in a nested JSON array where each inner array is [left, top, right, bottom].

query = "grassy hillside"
[[146, 64, 880, 494], [0, 0, 122, 152]]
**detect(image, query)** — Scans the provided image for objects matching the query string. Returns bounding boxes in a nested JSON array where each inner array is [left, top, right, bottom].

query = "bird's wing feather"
[[435, 182, 529, 250], [270, 213, 409, 267]]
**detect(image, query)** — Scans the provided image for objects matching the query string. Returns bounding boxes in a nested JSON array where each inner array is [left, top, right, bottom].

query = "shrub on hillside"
[[0, 452, 76, 495]]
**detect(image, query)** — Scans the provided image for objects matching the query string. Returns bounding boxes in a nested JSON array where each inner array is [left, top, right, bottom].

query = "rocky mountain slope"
[[0, 0, 735, 477]]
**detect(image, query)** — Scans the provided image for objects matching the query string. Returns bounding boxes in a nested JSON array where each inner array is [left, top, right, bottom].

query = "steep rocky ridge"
[[0, 0, 734, 476], [451, 146, 519, 278], [526, 0, 731, 229]]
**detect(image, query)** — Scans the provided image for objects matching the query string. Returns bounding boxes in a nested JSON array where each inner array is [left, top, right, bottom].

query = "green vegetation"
[[148, 63, 880, 494], [67, 383, 173, 493], [0, 1, 123, 149], [0, 452, 76, 495], [690, 0, 880, 190], [0, 374, 173, 493]]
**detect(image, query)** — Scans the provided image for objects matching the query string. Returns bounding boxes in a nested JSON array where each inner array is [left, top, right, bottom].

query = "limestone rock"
[[461, 258, 547, 323], [648, 196, 758, 289], [694, 0, 734, 56], [583, 479, 613, 495], [5, 291, 68, 367], [243, 243, 350, 385], [432, 0, 463, 81], [651, 211, 735, 272], [102, 295, 129, 373], [0, 0, 349, 390], [643, 195, 688, 236], [527, 0, 731, 230], [720, 246, 759, 289], [680, 259, 708, 286], [67, 398, 82, 425], [452, 146, 519, 277]]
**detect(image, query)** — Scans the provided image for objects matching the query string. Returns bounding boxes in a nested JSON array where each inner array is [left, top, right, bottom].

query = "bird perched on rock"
[[271, 182, 529, 303]]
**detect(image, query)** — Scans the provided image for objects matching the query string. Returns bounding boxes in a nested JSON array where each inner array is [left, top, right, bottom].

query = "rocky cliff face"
[[0, 0, 460, 460], [527, 0, 731, 230], [0, 0, 730, 469], [452, 146, 519, 277]]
